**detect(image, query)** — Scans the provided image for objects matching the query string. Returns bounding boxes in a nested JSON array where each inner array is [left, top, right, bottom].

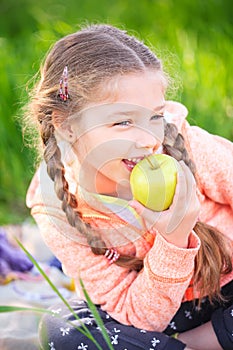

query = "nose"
[[135, 129, 158, 150]]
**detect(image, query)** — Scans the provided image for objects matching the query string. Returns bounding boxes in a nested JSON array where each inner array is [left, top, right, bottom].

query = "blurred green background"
[[0, 0, 232, 225]]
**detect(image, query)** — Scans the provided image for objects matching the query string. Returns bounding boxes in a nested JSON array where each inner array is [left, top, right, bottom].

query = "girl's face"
[[70, 71, 166, 199]]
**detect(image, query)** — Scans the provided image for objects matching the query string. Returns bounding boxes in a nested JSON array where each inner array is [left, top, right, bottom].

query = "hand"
[[129, 161, 200, 248]]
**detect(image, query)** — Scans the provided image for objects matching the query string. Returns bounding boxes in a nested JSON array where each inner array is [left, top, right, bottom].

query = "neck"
[[79, 164, 132, 200]]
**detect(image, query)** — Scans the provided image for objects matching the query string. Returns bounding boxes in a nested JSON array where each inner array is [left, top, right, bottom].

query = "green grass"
[[0, 0, 232, 224], [0, 239, 114, 350]]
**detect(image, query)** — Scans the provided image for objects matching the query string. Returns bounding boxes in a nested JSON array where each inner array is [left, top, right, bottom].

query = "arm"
[[32, 209, 199, 332], [185, 125, 233, 210], [27, 161, 199, 332]]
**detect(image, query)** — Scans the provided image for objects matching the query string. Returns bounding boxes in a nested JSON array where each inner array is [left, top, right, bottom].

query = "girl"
[[25, 24, 233, 350]]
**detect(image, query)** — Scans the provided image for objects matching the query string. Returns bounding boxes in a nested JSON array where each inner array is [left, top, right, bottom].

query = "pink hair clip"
[[104, 248, 120, 264], [59, 66, 69, 101]]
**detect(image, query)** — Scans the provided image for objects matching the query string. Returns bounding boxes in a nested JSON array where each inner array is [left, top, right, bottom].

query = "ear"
[[52, 111, 76, 143], [55, 121, 76, 143]]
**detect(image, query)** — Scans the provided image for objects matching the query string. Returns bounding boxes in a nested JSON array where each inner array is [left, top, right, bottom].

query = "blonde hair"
[[25, 24, 232, 302]]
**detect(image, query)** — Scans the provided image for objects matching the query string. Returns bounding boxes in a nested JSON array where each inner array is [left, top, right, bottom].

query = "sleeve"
[[185, 124, 233, 210], [27, 163, 200, 332]]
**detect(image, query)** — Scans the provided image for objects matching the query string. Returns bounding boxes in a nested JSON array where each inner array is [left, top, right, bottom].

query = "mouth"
[[122, 157, 144, 172]]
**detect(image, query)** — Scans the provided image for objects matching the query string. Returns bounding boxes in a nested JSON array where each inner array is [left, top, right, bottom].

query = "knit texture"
[[26, 101, 233, 331]]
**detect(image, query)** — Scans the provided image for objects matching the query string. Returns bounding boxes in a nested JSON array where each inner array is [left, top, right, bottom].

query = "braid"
[[163, 121, 232, 301], [40, 116, 143, 270], [39, 112, 231, 297], [40, 115, 105, 250], [163, 120, 196, 175], [40, 117, 232, 289]]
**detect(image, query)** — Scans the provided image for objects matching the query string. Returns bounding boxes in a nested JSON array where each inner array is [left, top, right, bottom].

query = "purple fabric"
[[0, 228, 33, 276]]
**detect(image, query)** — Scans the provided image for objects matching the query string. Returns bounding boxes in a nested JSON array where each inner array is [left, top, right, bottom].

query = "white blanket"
[[0, 222, 75, 350]]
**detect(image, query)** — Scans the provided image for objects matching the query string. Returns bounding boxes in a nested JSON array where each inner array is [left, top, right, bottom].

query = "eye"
[[150, 114, 164, 121], [113, 120, 132, 127]]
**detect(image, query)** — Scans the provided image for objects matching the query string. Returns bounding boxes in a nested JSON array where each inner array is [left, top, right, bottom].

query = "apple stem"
[[145, 156, 158, 170]]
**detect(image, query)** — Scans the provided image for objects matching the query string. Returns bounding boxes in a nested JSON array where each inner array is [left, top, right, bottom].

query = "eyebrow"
[[108, 110, 140, 120], [107, 105, 165, 120], [152, 104, 166, 112]]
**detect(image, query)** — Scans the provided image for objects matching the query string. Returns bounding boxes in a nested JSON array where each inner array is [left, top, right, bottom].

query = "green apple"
[[130, 154, 178, 211]]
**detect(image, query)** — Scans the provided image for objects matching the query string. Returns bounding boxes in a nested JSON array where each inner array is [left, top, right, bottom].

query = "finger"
[[178, 161, 194, 211], [169, 161, 187, 209], [166, 161, 189, 233], [172, 161, 200, 235], [179, 161, 200, 217], [128, 200, 145, 215], [167, 161, 199, 233]]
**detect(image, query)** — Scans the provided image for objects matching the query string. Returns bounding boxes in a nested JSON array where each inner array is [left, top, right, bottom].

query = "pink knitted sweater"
[[26, 101, 233, 331]]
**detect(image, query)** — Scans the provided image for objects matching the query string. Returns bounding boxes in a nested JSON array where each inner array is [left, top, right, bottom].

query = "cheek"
[[151, 121, 165, 144], [157, 127, 165, 144], [72, 136, 89, 163], [73, 132, 119, 167], [82, 139, 132, 168], [73, 128, 106, 161]]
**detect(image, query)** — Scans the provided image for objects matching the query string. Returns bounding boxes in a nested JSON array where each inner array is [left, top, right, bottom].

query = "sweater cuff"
[[146, 231, 200, 281]]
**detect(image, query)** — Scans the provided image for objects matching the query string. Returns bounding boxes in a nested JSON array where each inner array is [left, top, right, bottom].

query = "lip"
[[122, 157, 144, 172]]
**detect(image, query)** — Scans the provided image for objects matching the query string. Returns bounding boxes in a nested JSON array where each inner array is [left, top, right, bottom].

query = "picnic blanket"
[[0, 221, 75, 350]]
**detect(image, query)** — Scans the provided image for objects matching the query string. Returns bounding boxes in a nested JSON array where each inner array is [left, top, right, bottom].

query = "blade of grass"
[[79, 277, 114, 350], [0, 304, 112, 350], [16, 239, 117, 349], [15, 238, 104, 349], [0, 305, 105, 349], [0, 305, 54, 314]]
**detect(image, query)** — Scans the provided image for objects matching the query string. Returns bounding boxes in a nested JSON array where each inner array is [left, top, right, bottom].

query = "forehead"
[[93, 70, 166, 109], [69, 102, 162, 131], [69, 71, 165, 126], [112, 71, 166, 103]]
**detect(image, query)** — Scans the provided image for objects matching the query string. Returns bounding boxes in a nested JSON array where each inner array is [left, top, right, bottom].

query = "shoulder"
[[164, 100, 233, 155], [182, 121, 233, 205], [26, 141, 79, 210], [26, 160, 61, 209], [164, 100, 188, 132]]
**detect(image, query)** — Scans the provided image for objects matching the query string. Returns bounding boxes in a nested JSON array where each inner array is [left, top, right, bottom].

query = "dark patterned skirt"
[[39, 280, 233, 350]]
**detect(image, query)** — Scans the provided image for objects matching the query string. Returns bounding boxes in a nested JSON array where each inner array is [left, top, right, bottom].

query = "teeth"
[[127, 158, 142, 164]]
